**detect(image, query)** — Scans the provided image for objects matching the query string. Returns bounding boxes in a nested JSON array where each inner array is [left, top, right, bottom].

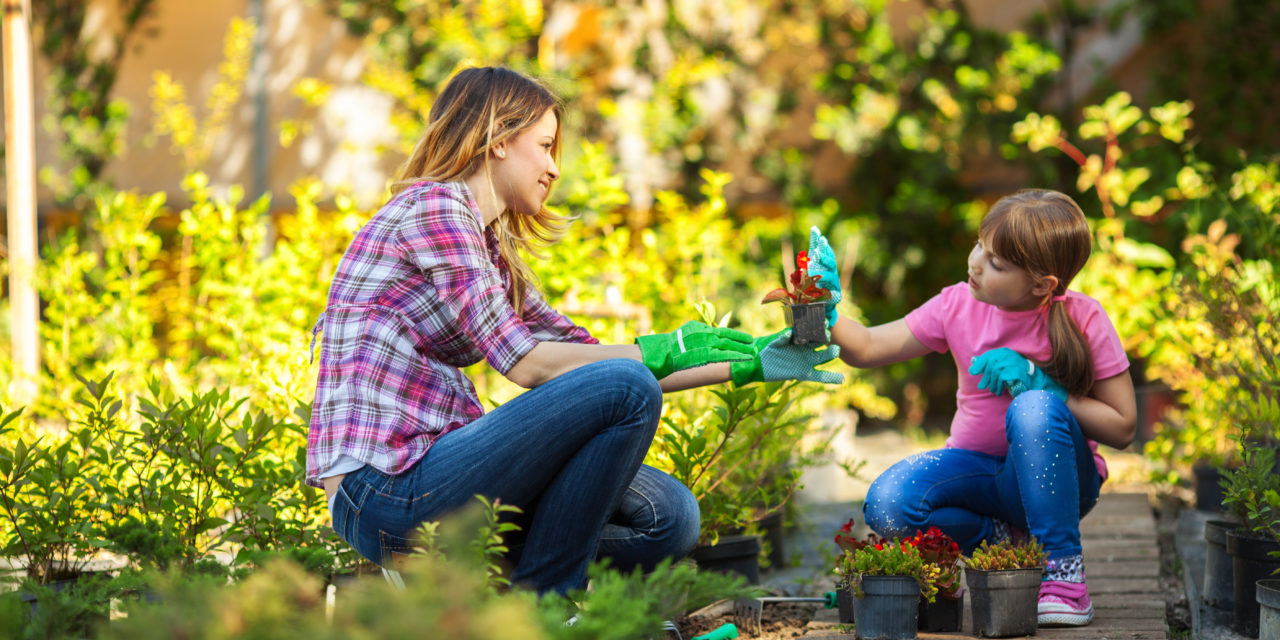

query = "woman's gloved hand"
[[635, 321, 755, 379], [807, 226, 841, 328], [730, 329, 845, 386], [968, 347, 1066, 401]]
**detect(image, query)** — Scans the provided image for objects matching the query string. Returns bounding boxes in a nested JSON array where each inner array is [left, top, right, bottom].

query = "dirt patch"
[[676, 602, 821, 639]]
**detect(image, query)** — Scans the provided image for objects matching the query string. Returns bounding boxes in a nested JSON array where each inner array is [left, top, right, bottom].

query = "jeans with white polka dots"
[[862, 390, 1101, 560]]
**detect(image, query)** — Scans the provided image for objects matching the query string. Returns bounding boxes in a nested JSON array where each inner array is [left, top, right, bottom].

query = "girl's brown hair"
[[391, 66, 569, 314], [981, 189, 1095, 396]]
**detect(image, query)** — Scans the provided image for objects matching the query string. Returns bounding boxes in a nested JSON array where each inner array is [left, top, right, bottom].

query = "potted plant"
[[761, 249, 831, 345], [1222, 444, 1280, 637], [832, 523, 880, 624], [963, 537, 1047, 638], [907, 527, 964, 632], [834, 535, 939, 640], [653, 367, 829, 585]]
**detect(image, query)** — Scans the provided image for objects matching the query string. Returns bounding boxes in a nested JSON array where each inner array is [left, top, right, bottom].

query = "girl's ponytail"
[[1043, 298, 1095, 397]]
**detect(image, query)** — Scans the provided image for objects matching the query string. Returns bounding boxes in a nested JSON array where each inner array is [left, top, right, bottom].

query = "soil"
[[675, 601, 822, 639]]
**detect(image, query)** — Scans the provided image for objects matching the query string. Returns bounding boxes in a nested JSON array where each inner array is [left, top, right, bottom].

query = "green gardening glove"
[[635, 321, 755, 379], [807, 227, 841, 328], [730, 329, 845, 386]]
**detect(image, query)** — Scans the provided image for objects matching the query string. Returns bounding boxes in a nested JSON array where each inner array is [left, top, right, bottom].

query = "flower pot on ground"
[[852, 575, 920, 640], [1226, 529, 1280, 638], [907, 527, 964, 632], [918, 592, 964, 633], [965, 568, 1042, 638], [836, 587, 856, 624], [1257, 579, 1280, 640], [756, 509, 787, 569], [1203, 519, 1241, 611], [834, 533, 939, 640], [1193, 461, 1230, 513], [963, 537, 1047, 638], [1221, 442, 1280, 637], [690, 534, 762, 585]]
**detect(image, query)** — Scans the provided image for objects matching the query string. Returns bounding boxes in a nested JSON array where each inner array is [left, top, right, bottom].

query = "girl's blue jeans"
[[327, 359, 700, 595], [862, 390, 1101, 560]]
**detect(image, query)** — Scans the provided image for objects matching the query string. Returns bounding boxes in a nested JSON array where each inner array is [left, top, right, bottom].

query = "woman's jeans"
[[327, 359, 700, 595], [863, 391, 1101, 560]]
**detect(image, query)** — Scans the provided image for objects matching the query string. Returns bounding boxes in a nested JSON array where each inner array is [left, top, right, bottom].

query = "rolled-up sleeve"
[[399, 191, 538, 374]]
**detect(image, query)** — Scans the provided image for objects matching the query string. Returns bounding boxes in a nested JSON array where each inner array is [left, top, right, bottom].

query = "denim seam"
[[599, 486, 657, 542]]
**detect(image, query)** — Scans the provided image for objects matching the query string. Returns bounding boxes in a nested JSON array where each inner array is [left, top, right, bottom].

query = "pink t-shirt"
[[904, 282, 1129, 480]]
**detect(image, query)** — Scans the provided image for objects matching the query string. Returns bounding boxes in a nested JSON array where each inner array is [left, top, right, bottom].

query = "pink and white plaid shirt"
[[306, 181, 596, 487]]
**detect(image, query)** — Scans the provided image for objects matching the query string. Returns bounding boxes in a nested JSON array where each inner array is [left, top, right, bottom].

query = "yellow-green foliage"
[[149, 17, 256, 174]]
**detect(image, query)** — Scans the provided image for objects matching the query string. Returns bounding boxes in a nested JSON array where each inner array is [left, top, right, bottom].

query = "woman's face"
[[966, 238, 1046, 311], [492, 108, 560, 216]]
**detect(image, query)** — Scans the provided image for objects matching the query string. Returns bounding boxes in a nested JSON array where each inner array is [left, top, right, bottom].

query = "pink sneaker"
[[1038, 580, 1093, 626]]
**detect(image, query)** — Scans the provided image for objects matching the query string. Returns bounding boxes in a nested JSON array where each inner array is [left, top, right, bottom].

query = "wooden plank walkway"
[[802, 492, 1168, 639]]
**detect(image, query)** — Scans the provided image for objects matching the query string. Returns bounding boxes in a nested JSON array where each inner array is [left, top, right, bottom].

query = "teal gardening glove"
[[730, 329, 845, 386], [635, 321, 755, 379], [807, 227, 841, 328], [967, 347, 1066, 401]]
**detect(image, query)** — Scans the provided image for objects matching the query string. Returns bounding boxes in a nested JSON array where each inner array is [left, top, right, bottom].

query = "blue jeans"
[[327, 359, 700, 595], [862, 391, 1101, 560]]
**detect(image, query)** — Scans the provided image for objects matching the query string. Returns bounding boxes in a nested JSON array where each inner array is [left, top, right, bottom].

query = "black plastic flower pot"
[[691, 534, 761, 585], [785, 302, 828, 345], [965, 568, 1042, 638], [1203, 519, 1239, 611], [1192, 461, 1228, 513], [1257, 579, 1280, 640], [1226, 529, 1280, 637], [918, 592, 964, 632], [851, 575, 920, 640], [836, 585, 856, 624], [757, 510, 786, 569]]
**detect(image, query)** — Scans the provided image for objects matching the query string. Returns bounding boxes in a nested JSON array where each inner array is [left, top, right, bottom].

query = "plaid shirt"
[[306, 181, 596, 487]]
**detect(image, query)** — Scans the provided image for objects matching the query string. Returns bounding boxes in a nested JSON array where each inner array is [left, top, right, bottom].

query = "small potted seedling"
[[963, 537, 1047, 638], [762, 250, 831, 345]]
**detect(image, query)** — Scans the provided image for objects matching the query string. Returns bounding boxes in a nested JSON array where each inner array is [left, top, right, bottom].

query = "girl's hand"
[[730, 329, 844, 386], [808, 226, 841, 328], [968, 347, 1066, 401]]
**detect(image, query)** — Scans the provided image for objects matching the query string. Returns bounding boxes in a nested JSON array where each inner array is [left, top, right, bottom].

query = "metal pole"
[[3, 0, 40, 404]]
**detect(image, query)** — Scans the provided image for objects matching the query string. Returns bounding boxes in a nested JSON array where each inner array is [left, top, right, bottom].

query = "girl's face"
[[492, 108, 560, 216], [966, 238, 1049, 311]]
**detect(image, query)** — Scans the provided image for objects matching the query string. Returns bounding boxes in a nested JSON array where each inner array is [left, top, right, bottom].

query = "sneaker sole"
[[1038, 610, 1093, 626]]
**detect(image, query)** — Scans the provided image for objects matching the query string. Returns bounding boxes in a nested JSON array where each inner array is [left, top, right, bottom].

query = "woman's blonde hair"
[[391, 66, 570, 314], [981, 189, 1096, 396]]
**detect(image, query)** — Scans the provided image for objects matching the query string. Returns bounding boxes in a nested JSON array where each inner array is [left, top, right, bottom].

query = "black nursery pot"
[[691, 534, 761, 585], [917, 592, 964, 632], [785, 302, 828, 345], [1226, 529, 1280, 637]]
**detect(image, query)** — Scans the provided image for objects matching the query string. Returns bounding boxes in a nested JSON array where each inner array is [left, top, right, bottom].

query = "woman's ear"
[[493, 144, 506, 159], [1031, 275, 1059, 297]]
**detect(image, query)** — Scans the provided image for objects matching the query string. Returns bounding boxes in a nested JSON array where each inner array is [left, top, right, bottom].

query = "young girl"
[[307, 66, 840, 596], [810, 189, 1136, 627]]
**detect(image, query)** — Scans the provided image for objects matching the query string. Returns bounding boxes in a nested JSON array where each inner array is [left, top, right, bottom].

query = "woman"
[[307, 66, 840, 595]]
